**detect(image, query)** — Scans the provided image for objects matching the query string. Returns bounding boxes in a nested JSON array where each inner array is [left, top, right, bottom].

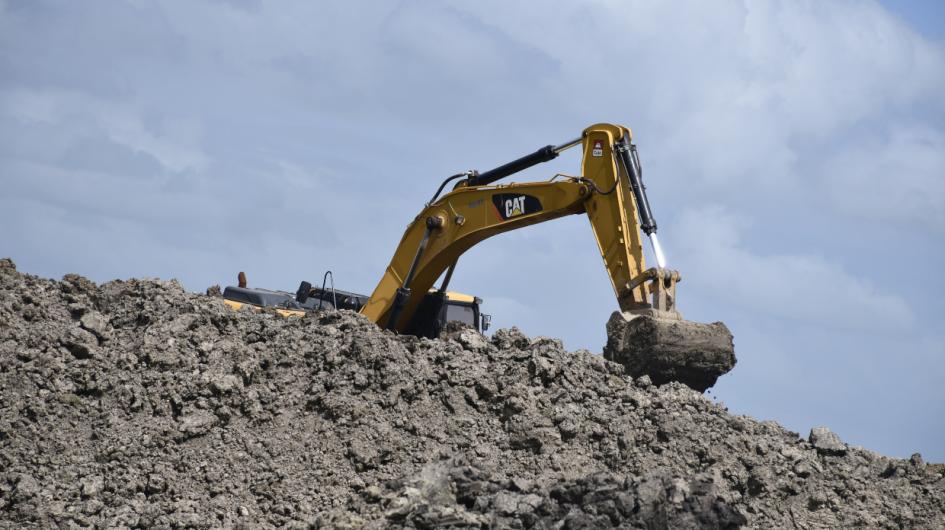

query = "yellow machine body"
[[222, 299, 306, 318]]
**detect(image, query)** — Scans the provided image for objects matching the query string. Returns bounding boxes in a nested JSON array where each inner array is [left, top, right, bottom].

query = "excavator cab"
[[221, 272, 489, 338], [405, 290, 489, 338]]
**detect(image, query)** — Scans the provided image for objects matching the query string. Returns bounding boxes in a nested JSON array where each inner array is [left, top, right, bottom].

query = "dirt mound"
[[1, 258, 943, 528]]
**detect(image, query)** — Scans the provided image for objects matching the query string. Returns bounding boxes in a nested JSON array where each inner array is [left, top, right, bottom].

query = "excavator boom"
[[362, 124, 667, 328]]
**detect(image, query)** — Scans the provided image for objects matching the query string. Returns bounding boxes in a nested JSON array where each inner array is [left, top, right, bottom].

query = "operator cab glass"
[[444, 303, 477, 329]]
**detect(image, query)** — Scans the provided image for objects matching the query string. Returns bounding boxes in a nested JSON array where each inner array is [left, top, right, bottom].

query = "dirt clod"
[[604, 312, 737, 391]]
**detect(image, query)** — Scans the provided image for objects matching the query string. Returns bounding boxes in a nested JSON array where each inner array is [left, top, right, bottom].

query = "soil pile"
[[1, 258, 942, 528]]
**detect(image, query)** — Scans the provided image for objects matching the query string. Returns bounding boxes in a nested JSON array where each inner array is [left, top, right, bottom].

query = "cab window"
[[444, 303, 476, 328]]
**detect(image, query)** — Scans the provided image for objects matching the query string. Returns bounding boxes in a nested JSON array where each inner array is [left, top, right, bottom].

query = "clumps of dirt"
[[1, 257, 943, 528], [604, 312, 736, 392], [316, 461, 746, 529]]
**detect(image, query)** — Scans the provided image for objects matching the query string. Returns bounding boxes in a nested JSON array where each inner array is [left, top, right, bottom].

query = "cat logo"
[[491, 193, 543, 221], [505, 196, 526, 217], [592, 140, 604, 157]]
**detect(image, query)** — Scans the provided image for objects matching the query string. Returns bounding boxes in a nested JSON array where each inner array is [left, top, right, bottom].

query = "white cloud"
[[672, 205, 914, 331], [444, 1, 945, 227], [0, 88, 209, 173], [98, 111, 208, 174], [819, 124, 945, 231]]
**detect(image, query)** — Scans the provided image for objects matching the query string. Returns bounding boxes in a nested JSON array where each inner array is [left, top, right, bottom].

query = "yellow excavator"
[[225, 123, 735, 390]]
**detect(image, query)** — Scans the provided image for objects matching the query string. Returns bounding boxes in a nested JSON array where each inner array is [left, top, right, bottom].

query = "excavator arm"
[[360, 123, 679, 332]]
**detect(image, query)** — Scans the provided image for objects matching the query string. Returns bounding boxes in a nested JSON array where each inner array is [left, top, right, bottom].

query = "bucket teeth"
[[603, 312, 736, 392]]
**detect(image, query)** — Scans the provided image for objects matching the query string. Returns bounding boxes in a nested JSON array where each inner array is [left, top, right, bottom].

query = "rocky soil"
[[1, 258, 942, 528]]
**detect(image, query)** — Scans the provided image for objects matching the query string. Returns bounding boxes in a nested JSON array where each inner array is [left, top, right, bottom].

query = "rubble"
[[809, 426, 847, 456], [0, 258, 942, 528], [315, 461, 747, 529]]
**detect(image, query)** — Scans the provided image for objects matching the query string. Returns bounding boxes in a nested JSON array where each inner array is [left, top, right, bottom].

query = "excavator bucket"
[[604, 313, 735, 392], [602, 268, 736, 392]]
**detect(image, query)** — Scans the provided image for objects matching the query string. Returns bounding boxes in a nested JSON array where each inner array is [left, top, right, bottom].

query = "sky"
[[1, 1, 943, 461]]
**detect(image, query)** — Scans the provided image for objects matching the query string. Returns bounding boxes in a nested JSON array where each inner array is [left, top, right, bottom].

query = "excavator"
[[225, 123, 735, 390]]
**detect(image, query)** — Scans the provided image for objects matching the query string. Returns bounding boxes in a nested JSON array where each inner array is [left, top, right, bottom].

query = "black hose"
[[428, 172, 470, 205], [579, 177, 618, 196]]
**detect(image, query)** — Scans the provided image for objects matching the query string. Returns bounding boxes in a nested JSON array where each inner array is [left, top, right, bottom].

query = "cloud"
[[819, 124, 945, 232], [0, 88, 209, 172], [671, 205, 914, 332]]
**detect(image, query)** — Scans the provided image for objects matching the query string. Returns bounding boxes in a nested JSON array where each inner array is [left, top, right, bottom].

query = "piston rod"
[[466, 135, 583, 187], [615, 135, 667, 268]]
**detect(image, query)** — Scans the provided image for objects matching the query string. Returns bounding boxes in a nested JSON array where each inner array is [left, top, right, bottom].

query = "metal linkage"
[[386, 215, 445, 330], [318, 271, 337, 311], [627, 268, 681, 314]]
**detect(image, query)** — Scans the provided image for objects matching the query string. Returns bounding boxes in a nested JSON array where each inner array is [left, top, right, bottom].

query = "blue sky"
[[881, 0, 945, 40], [2, 1, 943, 461]]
